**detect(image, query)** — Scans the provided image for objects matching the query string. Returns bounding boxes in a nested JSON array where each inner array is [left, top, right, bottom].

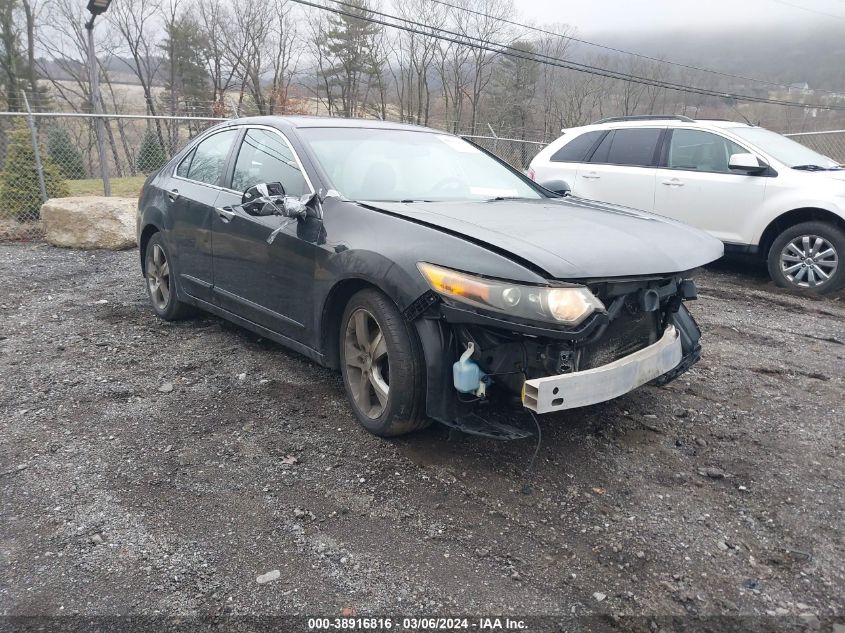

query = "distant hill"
[[37, 56, 164, 86], [587, 23, 845, 93]]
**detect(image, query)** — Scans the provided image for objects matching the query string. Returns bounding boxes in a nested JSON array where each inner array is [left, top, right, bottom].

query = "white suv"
[[528, 116, 845, 294]]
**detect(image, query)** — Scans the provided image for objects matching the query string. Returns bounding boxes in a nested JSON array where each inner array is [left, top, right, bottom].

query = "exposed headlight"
[[417, 262, 605, 326]]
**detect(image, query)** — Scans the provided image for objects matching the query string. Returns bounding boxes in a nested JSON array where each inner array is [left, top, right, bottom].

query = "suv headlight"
[[418, 262, 605, 326]]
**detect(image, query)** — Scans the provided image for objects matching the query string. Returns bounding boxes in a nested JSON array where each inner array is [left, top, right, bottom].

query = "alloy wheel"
[[780, 235, 838, 288], [146, 243, 171, 311], [344, 308, 390, 419]]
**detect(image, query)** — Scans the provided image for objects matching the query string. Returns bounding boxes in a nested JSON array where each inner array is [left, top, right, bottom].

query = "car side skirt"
[[187, 295, 325, 366]]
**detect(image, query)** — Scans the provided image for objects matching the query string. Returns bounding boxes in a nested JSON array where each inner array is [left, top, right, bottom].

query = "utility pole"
[[85, 0, 114, 196]]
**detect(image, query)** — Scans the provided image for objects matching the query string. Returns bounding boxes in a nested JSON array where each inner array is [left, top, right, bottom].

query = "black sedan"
[[137, 117, 723, 437]]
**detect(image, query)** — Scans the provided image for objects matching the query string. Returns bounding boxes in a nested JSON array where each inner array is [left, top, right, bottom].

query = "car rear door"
[[574, 127, 664, 212], [533, 129, 604, 192], [211, 126, 318, 342], [653, 128, 767, 243], [168, 128, 239, 301]]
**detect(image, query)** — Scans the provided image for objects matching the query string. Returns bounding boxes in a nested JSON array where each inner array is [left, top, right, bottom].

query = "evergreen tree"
[[160, 16, 210, 114], [492, 41, 540, 139], [46, 126, 86, 179], [322, 0, 382, 117], [0, 121, 68, 220], [136, 127, 167, 174]]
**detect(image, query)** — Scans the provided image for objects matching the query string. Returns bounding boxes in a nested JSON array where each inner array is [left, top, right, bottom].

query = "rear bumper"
[[522, 325, 682, 414]]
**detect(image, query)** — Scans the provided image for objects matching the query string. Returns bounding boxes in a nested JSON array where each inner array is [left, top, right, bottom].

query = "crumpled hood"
[[361, 197, 724, 279]]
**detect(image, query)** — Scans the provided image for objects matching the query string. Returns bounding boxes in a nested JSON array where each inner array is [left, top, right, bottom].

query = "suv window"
[[589, 128, 662, 167], [667, 129, 748, 173], [550, 130, 604, 162], [184, 129, 238, 186], [231, 128, 309, 196]]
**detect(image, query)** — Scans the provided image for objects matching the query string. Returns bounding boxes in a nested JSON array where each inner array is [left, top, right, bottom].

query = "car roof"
[[228, 115, 442, 134], [562, 118, 754, 134]]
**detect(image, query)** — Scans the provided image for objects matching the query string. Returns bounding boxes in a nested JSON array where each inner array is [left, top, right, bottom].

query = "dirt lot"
[[1, 242, 843, 630]]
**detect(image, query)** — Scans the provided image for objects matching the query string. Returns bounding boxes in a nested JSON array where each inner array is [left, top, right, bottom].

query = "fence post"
[[21, 92, 48, 204]]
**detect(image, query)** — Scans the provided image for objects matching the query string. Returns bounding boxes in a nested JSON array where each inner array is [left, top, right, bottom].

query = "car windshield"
[[297, 127, 543, 202], [727, 126, 840, 169]]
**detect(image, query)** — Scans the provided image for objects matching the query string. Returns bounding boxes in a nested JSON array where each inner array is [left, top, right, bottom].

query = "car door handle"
[[215, 207, 237, 222], [167, 188, 180, 201], [662, 179, 684, 187], [581, 172, 600, 180]]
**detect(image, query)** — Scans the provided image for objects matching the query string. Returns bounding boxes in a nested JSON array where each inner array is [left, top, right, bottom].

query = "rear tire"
[[144, 233, 195, 320], [767, 221, 844, 295], [339, 288, 430, 437]]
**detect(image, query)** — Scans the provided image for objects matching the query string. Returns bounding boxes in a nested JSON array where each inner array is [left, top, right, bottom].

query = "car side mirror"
[[540, 179, 571, 196], [729, 153, 767, 175], [242, 182, 285, 206], [239, 182, 308, 220]]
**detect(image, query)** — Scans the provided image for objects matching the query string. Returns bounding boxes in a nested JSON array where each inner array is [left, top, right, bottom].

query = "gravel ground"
[[1, 242, 843, 630]]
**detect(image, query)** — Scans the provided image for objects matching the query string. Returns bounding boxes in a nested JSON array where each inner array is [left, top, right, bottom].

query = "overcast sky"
[[515, 0, 840, 34]]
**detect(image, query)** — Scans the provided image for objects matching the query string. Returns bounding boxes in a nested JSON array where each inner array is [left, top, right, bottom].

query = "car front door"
[[168, 128, 239, 301], [574, 127, 663, 212], [211, 126, 318, 342], [653, 128, 767, 243]]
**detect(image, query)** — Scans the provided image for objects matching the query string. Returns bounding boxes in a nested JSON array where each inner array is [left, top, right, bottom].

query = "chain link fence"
[[0, 113, 225, 241], [462, 135, 547, 171], [784, 130, 845, 164]]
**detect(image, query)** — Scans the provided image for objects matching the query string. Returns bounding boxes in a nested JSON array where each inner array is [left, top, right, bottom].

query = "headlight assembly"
[[417, 262, 605, 326]]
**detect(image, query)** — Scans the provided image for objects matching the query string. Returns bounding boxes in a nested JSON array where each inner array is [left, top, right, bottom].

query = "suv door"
[[168, 128, 239, 301], [653, 128, 767, 243], [536, 129, 604, 192], [211, 127, 317, 341], [575, 127, 663, 212]]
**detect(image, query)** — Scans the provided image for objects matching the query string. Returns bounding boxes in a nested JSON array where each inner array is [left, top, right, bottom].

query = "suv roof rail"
[[591, 114, 696, 125]]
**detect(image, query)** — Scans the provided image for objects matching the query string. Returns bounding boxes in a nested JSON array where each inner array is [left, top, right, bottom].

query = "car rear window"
[[550, 130, 604, 162], [589, 128, 662, 167]]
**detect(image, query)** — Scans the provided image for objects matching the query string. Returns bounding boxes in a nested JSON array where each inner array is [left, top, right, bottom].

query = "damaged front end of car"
[[408, 265, 703, 438]]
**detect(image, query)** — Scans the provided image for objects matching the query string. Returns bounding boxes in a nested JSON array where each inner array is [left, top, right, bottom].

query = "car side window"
[[550, 130, 604, 162], [589, 128, 662, 167], [667, 129, 748, 174], [175, 149, 194, 178], [184, 129, 238, 186], [231, 129, 309, 196]]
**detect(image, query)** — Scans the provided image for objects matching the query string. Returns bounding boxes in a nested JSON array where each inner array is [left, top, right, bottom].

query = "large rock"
[[41, 196, 138, 250]]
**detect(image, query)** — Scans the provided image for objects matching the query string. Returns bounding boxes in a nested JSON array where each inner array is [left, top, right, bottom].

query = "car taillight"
[[527, 167, 536, 181]]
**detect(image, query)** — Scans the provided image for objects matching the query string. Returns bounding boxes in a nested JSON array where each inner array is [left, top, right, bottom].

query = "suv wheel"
[[767, 221, 844, 294], [144, 233, 195, 320], [339, 288, 430, 437]]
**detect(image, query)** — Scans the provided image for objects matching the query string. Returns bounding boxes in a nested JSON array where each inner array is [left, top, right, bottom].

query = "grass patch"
[[65, 176, 146, 197]]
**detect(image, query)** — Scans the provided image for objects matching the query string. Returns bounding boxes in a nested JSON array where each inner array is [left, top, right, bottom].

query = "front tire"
[[144, 233, 195, 320], [339, 288, 430, 437], [767, 221, 844, 295]]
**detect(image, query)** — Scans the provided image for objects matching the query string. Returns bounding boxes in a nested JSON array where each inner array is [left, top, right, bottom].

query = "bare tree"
[[196, 0, 243, 114], [235, 0, 299, 115], [456, 0, 513, 134], [107, 0, 167, 148], [394, 0, 444, 125], [35, 0, 127, 173]]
